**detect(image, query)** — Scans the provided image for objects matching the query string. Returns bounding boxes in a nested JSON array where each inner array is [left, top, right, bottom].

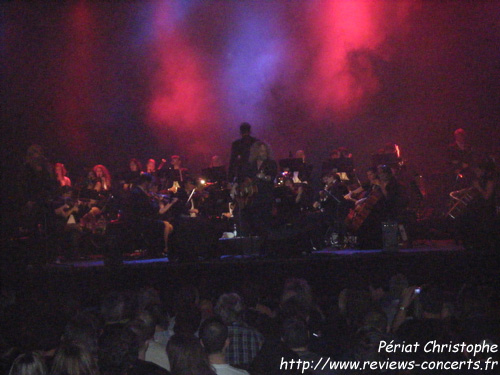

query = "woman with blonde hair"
[[240, 141, 277, 238], [92, 165, 111, 192], [55, 163, 71, 187]]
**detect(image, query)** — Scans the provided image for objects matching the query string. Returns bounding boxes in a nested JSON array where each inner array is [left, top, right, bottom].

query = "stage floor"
[[48, 239, 463, 269]]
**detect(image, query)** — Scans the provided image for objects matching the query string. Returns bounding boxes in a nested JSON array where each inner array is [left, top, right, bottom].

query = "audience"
[[8, 352, 47, 375], [214, 293, 264, 369], [51, 344, 99, 375], [166, 335, 214, 375], [199, 317, 249, 375], [2, 274, 500, 375]]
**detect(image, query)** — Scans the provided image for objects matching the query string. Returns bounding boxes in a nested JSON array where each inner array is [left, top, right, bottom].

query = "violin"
[[149, 191, 175, 204]]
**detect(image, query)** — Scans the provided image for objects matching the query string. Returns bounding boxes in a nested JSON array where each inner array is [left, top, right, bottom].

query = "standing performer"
[[19, 145, 57, 231], [239, 141, 277, 237], [228, 122, 258, 183]]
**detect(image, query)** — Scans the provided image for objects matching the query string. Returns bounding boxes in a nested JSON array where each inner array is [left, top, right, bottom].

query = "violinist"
[[276, 178, 306, 225], [121, 158, 142, 190], [168, 178, 205, 219], [313, 171, 347, 217], [51, 186, 82, 260], [122, 173, 174, 256]]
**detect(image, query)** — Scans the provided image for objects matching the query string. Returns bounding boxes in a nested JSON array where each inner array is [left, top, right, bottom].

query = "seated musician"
[[92, 164, 112, 193], [240, 141, 278, 236], [122, 173, 174, 256], [448, 128, 474, 190], [313, 171, 348, 217], [121, 158, 142, 190], [167, 178, 224, 261], [51, 186, 83, 260], [166, 155, 190, 193], [350, 165, 408, 249], [54, 163, 71, 187], [294, 150, 313, 183], [168, 178, 204, 219], [275, 178, 306, 225], [345, 167, 379, 205]]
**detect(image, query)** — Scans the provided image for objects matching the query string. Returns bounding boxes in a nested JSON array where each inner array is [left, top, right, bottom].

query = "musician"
[[203, 155, 227, 184], [19, 144, 58, 233], [313, 172, 348, 217], [92, 164, 112, 192], [122, 173, 174, 256], [275, 178, 306, 225], [294, 150, 313, 183], [345, 167, 379, 205], [51, 186, 82, 259], [321, 149, 340, 177], [168, 178, 203, 219], [121, 158, 142, 190], [169, 155, 190, 189], [448, 128, 474, 189], [321, 147, 354, 178], [457, 159, 497, 251], [228, 122, 258, 183], [167, 177, 223, 261], [240, 141, 277, 236], [146, 158, 157, 174], [377, 164, 409, 221], [54, 163, 71, 187]]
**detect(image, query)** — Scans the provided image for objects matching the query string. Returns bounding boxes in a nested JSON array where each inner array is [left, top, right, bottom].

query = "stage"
[[4, 238, 498, 308]]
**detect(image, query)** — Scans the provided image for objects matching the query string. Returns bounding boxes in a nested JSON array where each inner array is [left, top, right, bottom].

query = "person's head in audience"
[[174, 286, 199, 316], [166, 334, 215, 375], [419, 286, 444, 319], [281, 278, 313, 307], [62, 313, 100, 357], [214, 293, 243, 326], [136, 288, 162, 313], [8, 352, 47, 375], [281, 318, 309, 352], [100, 291, 126, 325], [128, 315, 156, 360], [143, 303, 169, 332], [199, 317, 229, 362], [51, 344, 99, 375], [388, 273, 408, 300], [279, 295, 310, 322], [98, 326, 137, 375], [173, 306, 202, 337], [339, 288, 372, 330], [352, 326, 386, 363], [362, 310, 388, 334]]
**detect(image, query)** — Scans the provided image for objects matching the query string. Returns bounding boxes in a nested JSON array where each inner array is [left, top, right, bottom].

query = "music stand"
[[202, 166, 227, 183], [279, 158, 303, 173], [371, 153, 399, 168]]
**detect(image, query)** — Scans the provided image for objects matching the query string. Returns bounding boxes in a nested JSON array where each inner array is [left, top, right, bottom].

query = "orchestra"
[[16, 126, 498, 260]]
